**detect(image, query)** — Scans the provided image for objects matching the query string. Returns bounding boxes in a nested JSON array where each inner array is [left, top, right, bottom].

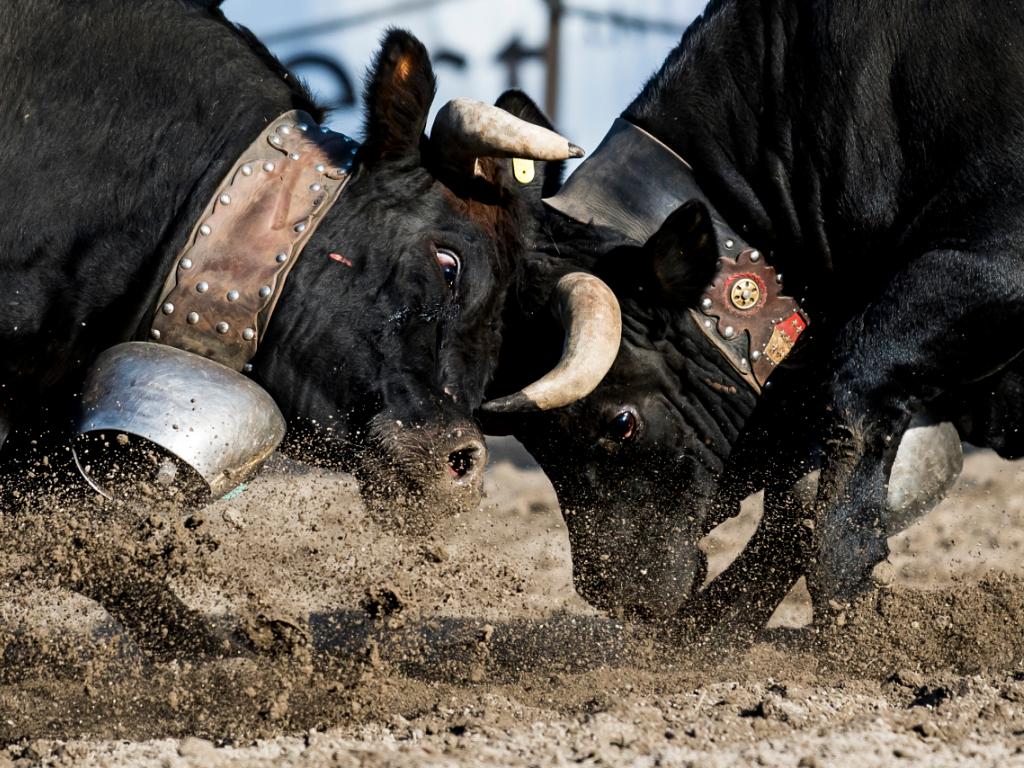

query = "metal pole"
[[545, 0, 563, 122]]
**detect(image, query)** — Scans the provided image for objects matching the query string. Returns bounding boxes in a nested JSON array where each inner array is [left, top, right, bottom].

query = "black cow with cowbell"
[[0, 2, 609, 656], [485, 0, 1024, 640]]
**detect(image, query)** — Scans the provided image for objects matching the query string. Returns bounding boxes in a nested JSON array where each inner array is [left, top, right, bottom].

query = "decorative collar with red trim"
[[543, 118, 808, 394]]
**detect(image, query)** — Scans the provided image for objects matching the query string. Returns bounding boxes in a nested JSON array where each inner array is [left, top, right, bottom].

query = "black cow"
[[486, 0, 1024, 631], [0, 2, 606, 654], [0, 0, 587, 524]]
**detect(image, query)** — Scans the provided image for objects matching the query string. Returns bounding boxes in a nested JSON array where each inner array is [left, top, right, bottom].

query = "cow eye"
[[608, 409, 638, 442], [435, 247, 461, 288]]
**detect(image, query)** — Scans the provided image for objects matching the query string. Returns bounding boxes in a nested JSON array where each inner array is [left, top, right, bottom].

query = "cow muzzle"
[[357, 413, 488, 533], [74, 342, 285, 504]]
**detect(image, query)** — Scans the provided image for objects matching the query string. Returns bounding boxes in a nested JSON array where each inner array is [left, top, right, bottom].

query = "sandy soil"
[[2, 442, 1024, 766]]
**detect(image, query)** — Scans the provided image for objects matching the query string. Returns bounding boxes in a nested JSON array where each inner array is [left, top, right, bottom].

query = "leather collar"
[[543, 118, 808, 394], [149, 111, 358, 372]]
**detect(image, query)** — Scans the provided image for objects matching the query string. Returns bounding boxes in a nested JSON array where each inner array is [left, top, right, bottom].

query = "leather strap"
[[543, 118, 808, 394], [544, 118, 744, 248], [150, 111, 358, 372]]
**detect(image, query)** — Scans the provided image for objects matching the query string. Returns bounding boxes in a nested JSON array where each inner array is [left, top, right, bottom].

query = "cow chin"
[[564, 505, 705, 622], [354, 412, 488, 535]]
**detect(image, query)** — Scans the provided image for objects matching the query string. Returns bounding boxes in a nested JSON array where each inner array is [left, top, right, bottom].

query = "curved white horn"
[[430, 98, 584, 162], [483, 273, 621, 413]]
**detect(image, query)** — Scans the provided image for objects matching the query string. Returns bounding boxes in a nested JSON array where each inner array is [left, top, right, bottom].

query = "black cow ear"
[[644, 201, 720, 304], [361, 30, 436, 163], [482, 90, 565, 198]]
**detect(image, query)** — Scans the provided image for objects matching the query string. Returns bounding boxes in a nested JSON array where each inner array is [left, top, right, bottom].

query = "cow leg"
[[670, 398, 824, 642], [676, 414, 963, 643], [677, 476, 811, 645], [66, 549, 233, 661], [808, 246, 1024, 608], [0, 436, 238, 662], [699, 380, 829, 536]]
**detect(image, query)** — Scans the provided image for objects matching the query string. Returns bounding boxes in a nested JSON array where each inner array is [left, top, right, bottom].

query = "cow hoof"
[[793, 418, 962, 537], [885, 419, 962, 534]]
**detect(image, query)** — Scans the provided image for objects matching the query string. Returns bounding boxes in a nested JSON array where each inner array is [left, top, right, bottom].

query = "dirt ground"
[[2, 442, 1024, 767]]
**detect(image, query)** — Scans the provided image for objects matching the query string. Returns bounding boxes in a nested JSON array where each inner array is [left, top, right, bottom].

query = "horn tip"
[[480, 393, 542, 414], [568, 143, 586, 159]]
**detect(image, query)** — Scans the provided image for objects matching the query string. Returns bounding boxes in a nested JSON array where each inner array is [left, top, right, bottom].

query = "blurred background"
[[222, 0, 705, 160]]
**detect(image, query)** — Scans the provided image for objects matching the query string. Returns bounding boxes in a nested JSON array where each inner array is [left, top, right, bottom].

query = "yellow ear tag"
[[512, 158, 536, 185]]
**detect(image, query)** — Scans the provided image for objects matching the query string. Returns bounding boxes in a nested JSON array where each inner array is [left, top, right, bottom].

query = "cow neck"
[[544, 118, 808, 395], [148, 110, 359, 373]]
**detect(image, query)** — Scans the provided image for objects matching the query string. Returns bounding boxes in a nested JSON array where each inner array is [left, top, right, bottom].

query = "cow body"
[[0, 1, 573, 655], [492, 0, 1024, 626], [0, 1, 535, 522]]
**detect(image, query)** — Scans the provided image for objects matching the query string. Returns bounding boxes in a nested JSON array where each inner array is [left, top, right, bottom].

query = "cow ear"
[[597, 201, 720, 305], [361, 30, 436, 163], [644, 201, 721, 304], [477, 90, 565, 197]]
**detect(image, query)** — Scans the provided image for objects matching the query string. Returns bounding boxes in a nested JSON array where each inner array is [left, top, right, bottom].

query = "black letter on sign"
[[284, 53, 357, 110]]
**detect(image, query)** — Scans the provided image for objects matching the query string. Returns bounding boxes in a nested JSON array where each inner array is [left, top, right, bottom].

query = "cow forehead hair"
[[439, 187, 518, 240]]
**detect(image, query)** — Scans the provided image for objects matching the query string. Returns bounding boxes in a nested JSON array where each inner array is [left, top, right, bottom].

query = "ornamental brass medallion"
[[730, 277, 761, 310]]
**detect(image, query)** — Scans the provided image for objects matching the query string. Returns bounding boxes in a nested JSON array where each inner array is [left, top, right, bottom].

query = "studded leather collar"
[[149, 111, 359, 372], [544, 118, 808, 394]]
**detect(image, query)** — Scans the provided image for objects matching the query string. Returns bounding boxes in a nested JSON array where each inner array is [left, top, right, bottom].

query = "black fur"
[[493, 0, 1024, 624]]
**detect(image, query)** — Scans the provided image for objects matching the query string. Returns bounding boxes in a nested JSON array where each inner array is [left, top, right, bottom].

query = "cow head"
[[248, 33, 597, 531], [488, 176, 759, 617]]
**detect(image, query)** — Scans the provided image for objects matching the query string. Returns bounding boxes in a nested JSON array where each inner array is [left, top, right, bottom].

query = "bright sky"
[[221, 0, 705, 155]]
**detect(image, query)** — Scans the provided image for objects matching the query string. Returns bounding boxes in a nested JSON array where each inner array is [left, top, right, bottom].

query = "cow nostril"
[[447, 440, 484, 481]]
